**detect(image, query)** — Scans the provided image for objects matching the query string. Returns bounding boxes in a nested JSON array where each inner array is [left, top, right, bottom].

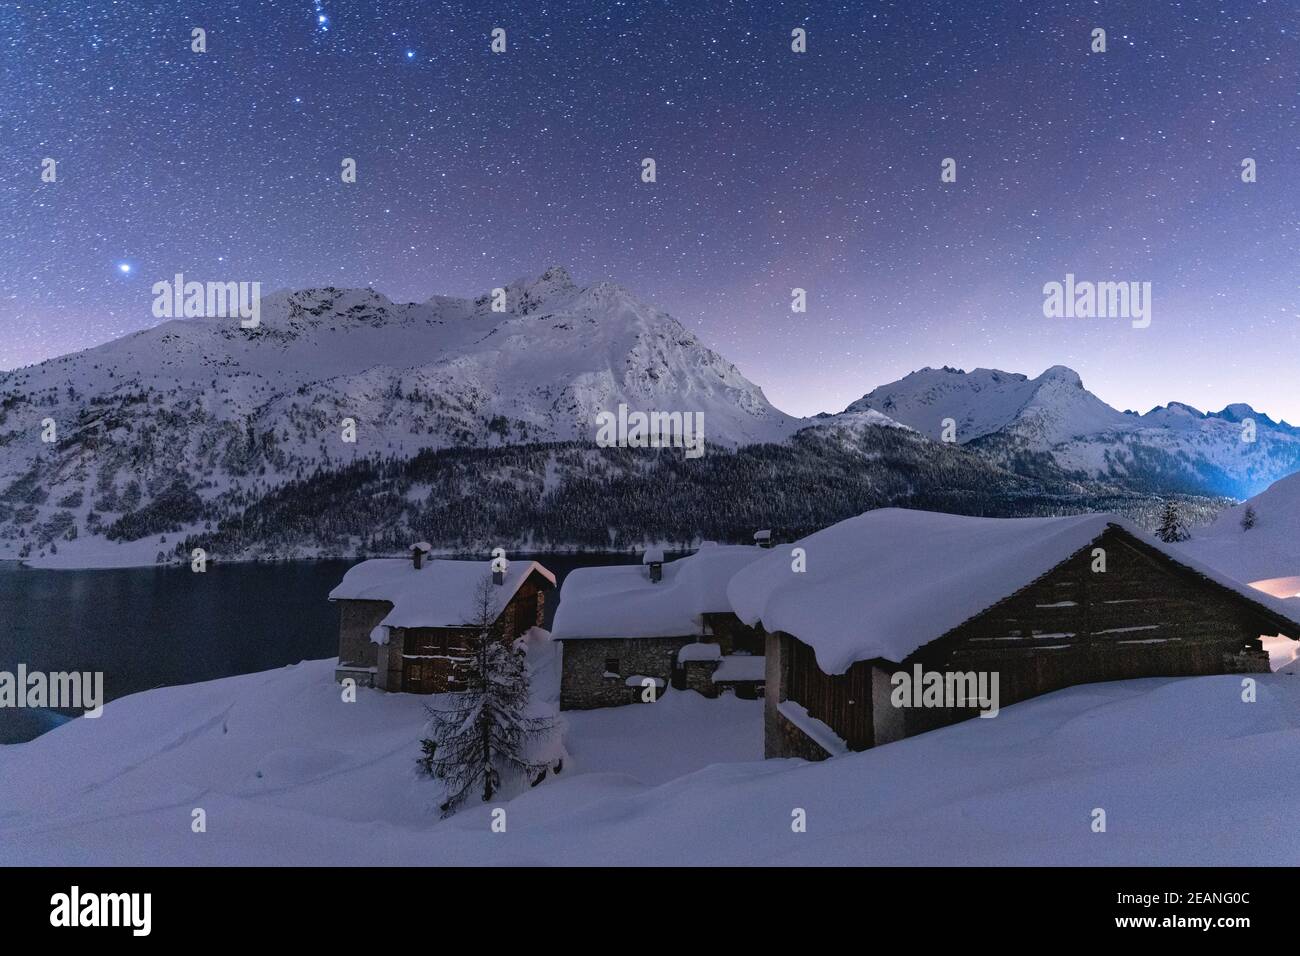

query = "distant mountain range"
[[849, 365, 1300, 499], [1, 267, 1294, 564]]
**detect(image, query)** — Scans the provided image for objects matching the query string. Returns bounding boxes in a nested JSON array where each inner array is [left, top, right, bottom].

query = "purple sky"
[[2, 0, 1296, 419]]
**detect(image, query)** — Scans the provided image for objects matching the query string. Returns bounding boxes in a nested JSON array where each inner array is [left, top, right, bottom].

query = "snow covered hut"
[[329, 552, 555, 693], [727, 508, 1300, 760], [552, 544, 767, 708]]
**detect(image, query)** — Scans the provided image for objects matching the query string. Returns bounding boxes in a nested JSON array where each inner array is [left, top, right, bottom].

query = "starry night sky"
[[1, 0, 1296, 419]]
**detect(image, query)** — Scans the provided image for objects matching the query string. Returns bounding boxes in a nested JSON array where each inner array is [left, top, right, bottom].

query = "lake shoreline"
[[14, 540, 697, 571], [0, 553, 645, 745]]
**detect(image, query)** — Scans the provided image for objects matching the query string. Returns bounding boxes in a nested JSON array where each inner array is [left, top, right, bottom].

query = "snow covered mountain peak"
[[495, 264, 581, 315], [1215, 402, 1277, 426], [521, 263, 577, 296], [266, 286, 409, 330], [844, 363, 1118, 444], [0, 267, 811, 559], [836, 361, 1300, 499], [6, 267, 1300, 565], [1036, 365, 1083, 388], [1141, 400, 1291, 434]]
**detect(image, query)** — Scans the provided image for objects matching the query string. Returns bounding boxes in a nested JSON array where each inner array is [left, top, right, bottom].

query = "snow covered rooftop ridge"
[[726, 507, 1300, 675], [727, 509, 1113, 672], [551, 545, 767, 640], [328, 558, 555, 629]]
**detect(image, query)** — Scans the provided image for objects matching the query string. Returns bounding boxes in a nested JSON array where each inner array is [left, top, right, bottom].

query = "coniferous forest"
[[165, 424, 1228, 562]]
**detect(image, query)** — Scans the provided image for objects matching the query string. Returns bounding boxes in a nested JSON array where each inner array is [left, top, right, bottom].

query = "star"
[[0, 0, 1294, 424]]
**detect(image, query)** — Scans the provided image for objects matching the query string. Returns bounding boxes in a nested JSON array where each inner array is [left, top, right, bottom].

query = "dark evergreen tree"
[[417, 573, 554, 816], [1240, 504, 1257, 531], [1156, 500, 1190, 542]]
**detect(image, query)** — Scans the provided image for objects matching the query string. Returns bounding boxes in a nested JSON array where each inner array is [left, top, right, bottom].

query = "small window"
[[605, 657, 620, 675]]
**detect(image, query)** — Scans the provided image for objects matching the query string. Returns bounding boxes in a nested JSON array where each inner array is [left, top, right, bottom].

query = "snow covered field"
[[19, 528, 208, 570], [1177, 471, 1300, 588], [3, 652, 1299, 866]]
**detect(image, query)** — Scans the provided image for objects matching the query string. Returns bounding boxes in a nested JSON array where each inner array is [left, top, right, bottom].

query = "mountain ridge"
[[1, 267, 1295, 563], [845, 363, 1300, 499]]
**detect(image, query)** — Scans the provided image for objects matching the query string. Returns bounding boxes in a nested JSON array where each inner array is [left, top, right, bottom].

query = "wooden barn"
[[329, 544, 555, 694], [552, 543, 767, 708], [725, 509, 1300, 760]]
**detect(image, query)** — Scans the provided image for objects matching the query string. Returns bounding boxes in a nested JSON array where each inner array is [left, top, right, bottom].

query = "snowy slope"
[[1176, 471, 1300, 590], [7, 273, 1300, 566], [845, 365, 1300, 497], [3, 657, 1299, 865], [0, 267, 799, 560], [847, 365, 1129, 444], [1, 267, 794, 447]]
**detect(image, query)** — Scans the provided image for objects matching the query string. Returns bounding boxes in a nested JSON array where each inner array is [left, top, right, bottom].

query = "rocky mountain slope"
[[0, 267, 801, 560], [0, 269, 1285, 564], [849, 365, 1300, 499]]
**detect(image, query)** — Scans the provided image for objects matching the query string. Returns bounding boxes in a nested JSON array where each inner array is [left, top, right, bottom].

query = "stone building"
[[726, 509, 1300, 761], [553, 543, 767, 708], [329, 545, 555, 693]]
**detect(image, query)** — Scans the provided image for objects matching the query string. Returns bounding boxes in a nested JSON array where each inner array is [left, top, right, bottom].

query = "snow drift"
[[3, 657, 1300, 865]]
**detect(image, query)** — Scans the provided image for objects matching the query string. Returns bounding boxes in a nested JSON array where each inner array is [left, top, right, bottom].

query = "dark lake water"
[[0, 553, 647, 744]]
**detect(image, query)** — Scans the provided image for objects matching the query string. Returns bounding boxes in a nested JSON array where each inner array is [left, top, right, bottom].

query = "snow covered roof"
[[552, 544, 766, 640], [714, 654, 766, 682], [727, 507, 1300, 674], [329, 558, 555, 629]]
